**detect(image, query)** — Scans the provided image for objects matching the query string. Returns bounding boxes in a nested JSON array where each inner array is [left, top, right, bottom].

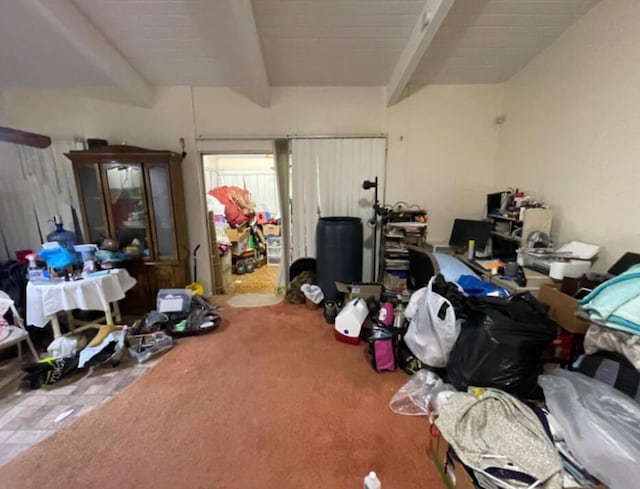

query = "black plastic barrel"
[[316, 217, 363, 301]]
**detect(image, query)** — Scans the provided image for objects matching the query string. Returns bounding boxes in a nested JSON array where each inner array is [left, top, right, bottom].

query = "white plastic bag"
[[389, 370, 456, 418], [47, 336, 79, 358], [403, 277, 461, 367], [300, 284, 324, 304], [539, 369, 640, 489]]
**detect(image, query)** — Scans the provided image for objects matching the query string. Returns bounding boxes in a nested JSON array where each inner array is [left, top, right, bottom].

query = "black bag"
[[447, 293, 557, 398], [0, 261, 28, 318]]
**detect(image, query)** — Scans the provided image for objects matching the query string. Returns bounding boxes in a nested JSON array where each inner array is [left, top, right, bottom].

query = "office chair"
[[407, 246, 440, 290]]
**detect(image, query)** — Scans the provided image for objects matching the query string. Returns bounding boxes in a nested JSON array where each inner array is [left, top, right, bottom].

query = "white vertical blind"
[[0, 140, 79, 261], [291, 138, 386, 282]]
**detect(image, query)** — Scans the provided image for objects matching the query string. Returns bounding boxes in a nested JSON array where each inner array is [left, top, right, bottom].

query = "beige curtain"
[[0, 140, 80, 261], [290, 138, 387, 282], [273, 139, 291, 292]]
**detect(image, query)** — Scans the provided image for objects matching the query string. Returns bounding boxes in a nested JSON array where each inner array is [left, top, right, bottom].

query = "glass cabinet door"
[[77, 164, 107, 243], [147, 164, 177, 259], [104, 164, 151, 258]]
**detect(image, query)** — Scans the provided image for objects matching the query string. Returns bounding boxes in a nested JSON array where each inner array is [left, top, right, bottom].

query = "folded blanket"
[[579, 264, 640, 335]]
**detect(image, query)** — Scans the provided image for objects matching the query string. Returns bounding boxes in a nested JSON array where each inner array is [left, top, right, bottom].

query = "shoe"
[[324, 301, 337, 324]]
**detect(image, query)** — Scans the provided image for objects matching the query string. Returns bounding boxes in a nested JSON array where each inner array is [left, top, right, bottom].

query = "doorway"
[[202, 153, 282, 295]]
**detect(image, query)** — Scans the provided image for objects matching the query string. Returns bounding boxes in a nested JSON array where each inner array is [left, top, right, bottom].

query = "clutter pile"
[[389, 266, 640, 489], [207, 185, 281, 292], [18, 228, 135, 285], [287, 243, 640, 489], [18, 290, 221, 390]]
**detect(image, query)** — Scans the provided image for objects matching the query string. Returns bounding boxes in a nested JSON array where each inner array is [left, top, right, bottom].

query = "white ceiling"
[[0, 1, 109, 87], [73, 0, 257, 86], [0, 0, 600, 98], [413, 0, 600, 84], [253, 0, 425, 85]]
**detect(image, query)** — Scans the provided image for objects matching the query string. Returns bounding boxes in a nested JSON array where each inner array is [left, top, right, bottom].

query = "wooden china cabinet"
[[66, 145, 190, 312]]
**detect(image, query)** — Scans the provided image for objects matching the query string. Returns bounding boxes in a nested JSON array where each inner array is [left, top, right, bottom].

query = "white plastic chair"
[[0, 291, 39, 361]]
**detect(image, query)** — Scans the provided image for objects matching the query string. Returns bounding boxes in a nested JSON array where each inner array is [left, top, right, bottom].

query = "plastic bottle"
[[467, 239, 475, 260], [26, 253, 44, 281], [46, 216, 77, 250], [364, 471, 381, 489], [393, 302, 405, 329]]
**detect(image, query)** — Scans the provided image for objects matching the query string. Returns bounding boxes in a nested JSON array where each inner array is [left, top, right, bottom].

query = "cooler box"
[[334, 298, 368, 345]]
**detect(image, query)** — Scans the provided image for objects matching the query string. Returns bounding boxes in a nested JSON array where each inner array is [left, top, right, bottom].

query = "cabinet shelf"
[[488, 213, 522, 223], [378, 209, 427, 285], [486, 206, 552, 256], [491, 231, 521, 243]]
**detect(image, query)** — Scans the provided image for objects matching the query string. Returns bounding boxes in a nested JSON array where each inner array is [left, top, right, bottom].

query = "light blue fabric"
[[38, 246, 79, 268], [434, 253, 479, 283], [579, 264, 640, 334]]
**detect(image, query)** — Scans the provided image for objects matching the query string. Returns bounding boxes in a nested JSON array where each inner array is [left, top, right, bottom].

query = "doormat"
[[227, 294, 283, 308]]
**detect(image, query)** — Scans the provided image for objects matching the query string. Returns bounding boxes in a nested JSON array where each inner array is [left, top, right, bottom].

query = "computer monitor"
[[449, 219, 491, 250]]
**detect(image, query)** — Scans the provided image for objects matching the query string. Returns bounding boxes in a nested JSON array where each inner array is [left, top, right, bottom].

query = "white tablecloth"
[[26, 269, 137, 327]]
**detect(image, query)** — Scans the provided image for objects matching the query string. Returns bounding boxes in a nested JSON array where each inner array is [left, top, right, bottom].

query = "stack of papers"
[[556, 241, 600, 260]]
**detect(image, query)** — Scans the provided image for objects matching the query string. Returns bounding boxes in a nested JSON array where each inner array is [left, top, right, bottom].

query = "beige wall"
[[0, 84, 503, 291], [387, 85, 504, 243], [203, 155, 275, 171], [0, 86, 207, 287], [495, 0, 639, 270]]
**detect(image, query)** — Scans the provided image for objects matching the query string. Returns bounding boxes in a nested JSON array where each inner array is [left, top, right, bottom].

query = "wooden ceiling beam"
[[386, 0, 455, 106], [227, 0, 271, 107], [24, 0, 154, 107]]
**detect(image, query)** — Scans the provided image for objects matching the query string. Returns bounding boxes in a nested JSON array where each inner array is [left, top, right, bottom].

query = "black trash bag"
[[447, 292, 557, 398]]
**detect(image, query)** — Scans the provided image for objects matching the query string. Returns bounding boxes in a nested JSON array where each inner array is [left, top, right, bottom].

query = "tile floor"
[[0, 355, 156, 466]]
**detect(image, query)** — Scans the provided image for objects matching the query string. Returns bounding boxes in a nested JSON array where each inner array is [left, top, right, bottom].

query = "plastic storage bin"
[[267, 236, 281, 266]]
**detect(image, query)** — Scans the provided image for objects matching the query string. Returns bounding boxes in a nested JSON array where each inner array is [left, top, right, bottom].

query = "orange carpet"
[[0, 300, 441, 489]]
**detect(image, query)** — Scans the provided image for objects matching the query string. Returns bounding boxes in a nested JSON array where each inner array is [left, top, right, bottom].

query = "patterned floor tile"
[[0, 431, 15, 443], [5, 430, 52, 445], [0, 355, 156, 467]]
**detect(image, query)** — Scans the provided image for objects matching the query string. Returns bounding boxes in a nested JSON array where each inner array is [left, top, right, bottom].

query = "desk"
[[458, 256, 551, 295], [26, 269, 136, 337]]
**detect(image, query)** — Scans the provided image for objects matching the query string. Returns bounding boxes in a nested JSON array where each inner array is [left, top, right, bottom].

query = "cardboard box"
[[432, 436, 475, 489], [231, 238, 249, 256], [262, 224, 280, 236], [538, 282, 589, 334], [225, 227, 250, 243], [335, 282, 382, 301]]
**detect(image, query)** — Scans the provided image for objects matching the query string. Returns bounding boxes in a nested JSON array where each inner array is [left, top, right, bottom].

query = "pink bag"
[[370, 337, 396, 372]]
